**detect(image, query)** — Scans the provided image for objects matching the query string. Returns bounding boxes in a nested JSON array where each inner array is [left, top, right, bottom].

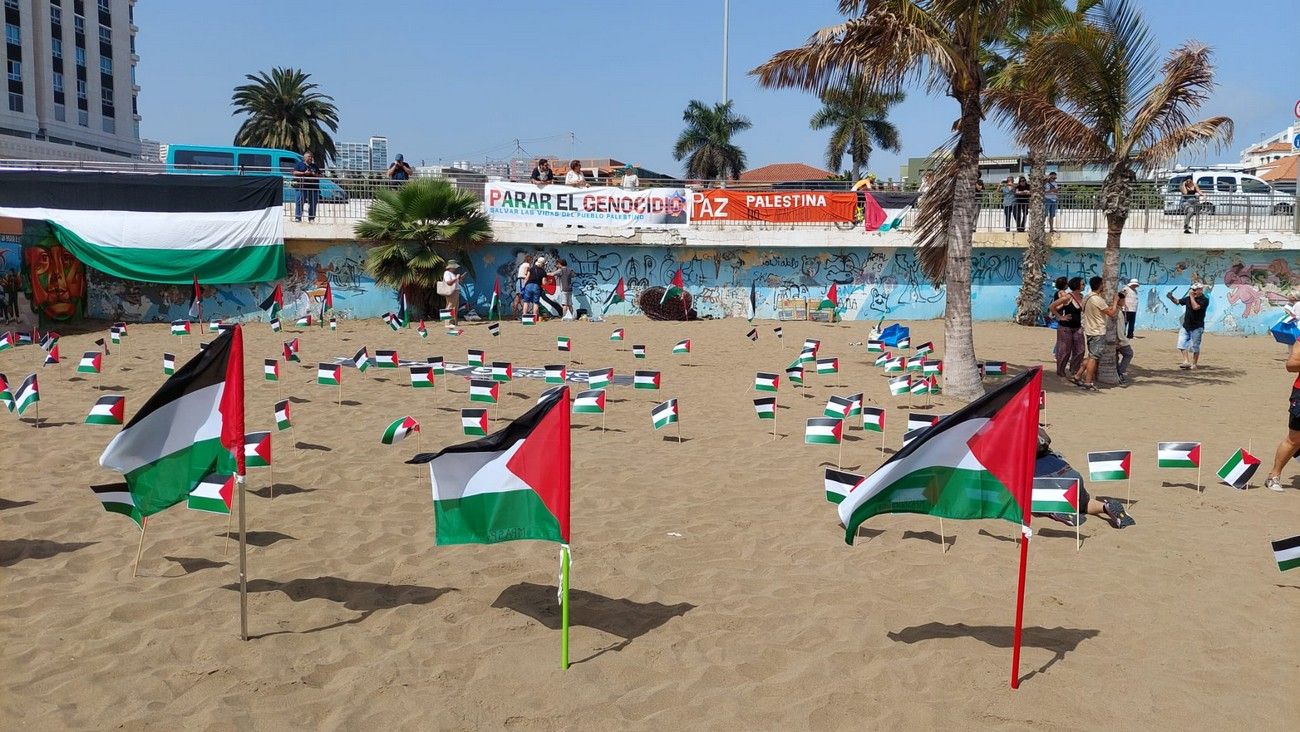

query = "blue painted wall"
[[85, 240, 1300, 335]]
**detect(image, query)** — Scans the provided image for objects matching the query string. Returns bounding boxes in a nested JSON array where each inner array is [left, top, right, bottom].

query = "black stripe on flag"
[[123, 327, 234, 430], [0, 171, 282, 212], [409, 386, 568, 464], [1273, 535, 1300, 553], [1090, 450, 1130, 462], [891, 369, 1038, 463]]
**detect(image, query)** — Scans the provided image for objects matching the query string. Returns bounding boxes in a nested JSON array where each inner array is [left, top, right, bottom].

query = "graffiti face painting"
[[23, 233, 86, 320]]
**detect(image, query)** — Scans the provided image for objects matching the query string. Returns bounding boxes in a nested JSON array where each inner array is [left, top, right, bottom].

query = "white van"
[[1163, 171, 1294, 216]]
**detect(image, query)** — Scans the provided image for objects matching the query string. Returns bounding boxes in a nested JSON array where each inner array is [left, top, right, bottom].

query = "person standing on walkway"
[[1180, 177, 1203, 234], [292, 152, 322, 222], [1120, 278, 1140, 338], [1013, 175, 1031, 232], [1049, 276, 1085, 379], [1043, 171, 1059, 233], [1167, 283, 1209, 369], [999, 177, 1016, 232], [1264, 338, 1300, 492]]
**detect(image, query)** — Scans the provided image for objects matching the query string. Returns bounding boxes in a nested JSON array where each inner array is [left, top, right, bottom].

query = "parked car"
[[165, 144, 348, 203], [1162, 171, 1294, 216]]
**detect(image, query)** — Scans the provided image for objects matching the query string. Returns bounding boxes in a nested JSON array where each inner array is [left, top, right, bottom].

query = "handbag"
[[435, 278, 456, 296]]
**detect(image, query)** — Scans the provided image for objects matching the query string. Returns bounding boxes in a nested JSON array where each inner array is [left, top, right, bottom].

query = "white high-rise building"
[[368, 135, 387, 171], [334, 134, 388, 172], [1, 0, 142, 160]]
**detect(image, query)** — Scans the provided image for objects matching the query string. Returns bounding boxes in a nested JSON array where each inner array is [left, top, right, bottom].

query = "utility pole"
[[722, 0, 730, 103]]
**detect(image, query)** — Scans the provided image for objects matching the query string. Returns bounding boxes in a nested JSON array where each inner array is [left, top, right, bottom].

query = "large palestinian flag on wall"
[[862, 191, 919, 232], [0, 171, 284, 284], [837, 368, 1042, 544], [96, 325, 244, 523]]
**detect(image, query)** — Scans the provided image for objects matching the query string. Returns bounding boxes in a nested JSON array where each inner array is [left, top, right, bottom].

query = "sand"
[[2, 317, 1298, 730]]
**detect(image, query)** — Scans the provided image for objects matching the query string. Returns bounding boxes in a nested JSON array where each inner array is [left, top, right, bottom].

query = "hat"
[[446, 261, 459, 270], [395, 154, 404, 162], [535, 256, 547, 263], [1127, 279, 1139, 286], [1191, 282, 1205, 289]]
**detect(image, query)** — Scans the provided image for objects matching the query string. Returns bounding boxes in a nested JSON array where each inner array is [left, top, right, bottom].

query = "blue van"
[[165, 144, 348, 202]]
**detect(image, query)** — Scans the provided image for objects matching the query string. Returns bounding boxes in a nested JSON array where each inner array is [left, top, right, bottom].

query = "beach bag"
[[436, 278, 456, 296], [1270, 317, 1299, 346]]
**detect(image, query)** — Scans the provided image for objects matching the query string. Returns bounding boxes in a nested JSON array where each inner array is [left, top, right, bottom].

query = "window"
[[76, 78, 86, 98], [98, 0, 110, 13], [100, 87, 112, 104], [173, 150, 235, 170], [7, 60, 18, 83], [239, 153, 272, 171], [8, 92, 21, 112], [75, 47, 85, 65], [1196, 175, 1214, 189], [5, 0, 19, 10], [1166, 175, 1190, 193], [74, 16, 85, 34], [52, 71, 63, 91], [78, 109, 88, 125], [102, 117, 114, 133], [52, 38, 63, 58], [129, 64, 135, 84], [51, 7, 62, 23], [5, 24, 18, 46], [99, 56, 111, 74], [1215, 176, 1236, 193], [54, 103, 65, 121], [1241, 177, 1273, 195], [99, 25, 110, 43]]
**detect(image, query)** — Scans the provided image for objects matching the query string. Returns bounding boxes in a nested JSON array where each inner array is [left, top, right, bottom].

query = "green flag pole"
[[560, 543, 571, 670]]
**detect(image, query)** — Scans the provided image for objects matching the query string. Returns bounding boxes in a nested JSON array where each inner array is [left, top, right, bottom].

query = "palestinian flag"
[[77, 351, 103, 374], [982, 361, 1008, 377], [838, 369, 1042, 544], [467, 349, 485, 367], [545, 365, 567, 384], [1087, 451, 1131, 481], [1273, 535, 1300, 572], [922, 360, 943, 375], [862, 406, 885, 432], [746, 328, 758, 342], [375, 349, 399, 369], [521, 314, 536, 326], [873, 351, 893, 367], [1031, 477, 1080, 514], [926, 376, 942, 395], [171, 320, 190, 336], [110, 329, 122, 344], [439, 308, 452, 322], [1217, 449, 1260, 489], [867, 340, 884, 353], [847, 393, 863, 418], [557, 336, 571, 352], [915, 342, 934, 357], [329, 317, 337, 332], [445, 327, 464, 337], [397, 292, 409, 328], [352, 347, 371, 372], [381, 416, 420, 445], [317, 363, 341, 386], [43, 344, 60, 366], [805, 417, 842, 445], [673, 339, 691, 355], [269, 317, 282, 333], [746, 280, 757, 322], [753, 396, 776, 420], [588, 368, 613, 390], [86, 395, 125, 425], [294, 314, 312, 328], [786, 365, 804, 386], [91, 484, 144, 527], [651, 399, 679, 430], [907, 413, 940, 434], [262, 358, 278, 382], [410, 366, 433, 388], [0, 331, 12, 351], [243, 431, 271, 468], [488, 277, 502, 320], [112, 322, 128, 337], [905, 355, 925, 372], [816, 358, 839, 375], [896, 336, 911, 350], [825, 468, 863, 504], [428, 356, 445, 375], [819, 283, 838, 311], [755, 372, 779, 392], [881, 357, 903, 374], [773, 327, 783, 340], [274, 399, 291, 430], [284, 338, 300, 361], [470, 379, 500, 404], [410, 387, 569, 545], [604, 277, 626, 314], [1157, 442, 1201, 469], [824, 395, 852, 420], [97, 327, 244, 525], [0, 373, 12, 412], [861, 191, 918, 232], [573, 389, 606, 414], [632, 344, 647, 359], [909, 378, 930, 396], [460, 408, 489, 436], [163, 353, 176, 375], [487, 323, 501, 337], [634, 370, 661, 389], [610, 328, 625, 341], [417, 320, 428, 338], [490, 361, 513, 382], [39, 331, 59, 351], [186, 473, 233, 515], [322, 279, 333, 310], [15, 374, 39, 415], [888, 376, 911, 396], [259, 284, 284, 318], [16, 331, 32, 345], [803, 338, 821, 355], [207, 319, 223, 333], [383, 312, 400, 331], [659, 266, 685, 304]]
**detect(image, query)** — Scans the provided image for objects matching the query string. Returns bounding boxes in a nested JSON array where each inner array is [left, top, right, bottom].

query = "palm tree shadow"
[[887, 622, 1100, 682], [491, 582, 694, 665], [221, 576, 455, 638], [1, 539, 98, 567]]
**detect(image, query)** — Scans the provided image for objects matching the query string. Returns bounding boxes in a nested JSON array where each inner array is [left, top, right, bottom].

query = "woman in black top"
[[1013, 176, 1031, 231], [1050, 276, 1085, 378]]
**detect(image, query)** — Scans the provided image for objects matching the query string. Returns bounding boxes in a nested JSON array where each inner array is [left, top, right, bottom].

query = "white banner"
[[484, 182, 690, 228]]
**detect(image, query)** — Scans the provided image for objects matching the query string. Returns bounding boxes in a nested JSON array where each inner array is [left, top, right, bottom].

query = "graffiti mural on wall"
[[17, 220, 87, 322], [73, 238, 1300, 335], [1, 234, 33, 327]]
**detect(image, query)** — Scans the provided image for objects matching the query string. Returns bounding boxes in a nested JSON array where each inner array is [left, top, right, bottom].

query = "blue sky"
[[137, 0, 1297, 178]]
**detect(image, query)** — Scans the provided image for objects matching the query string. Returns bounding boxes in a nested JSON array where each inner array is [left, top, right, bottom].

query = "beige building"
[[2, 0, 142, 160]]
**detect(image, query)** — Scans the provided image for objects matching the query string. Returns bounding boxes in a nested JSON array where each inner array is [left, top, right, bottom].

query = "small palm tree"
[[991, 0, 1232, 382], [355, 179, 492, 316], [231, 67, 340, 162], [810, 79, 903, 180], [673, 100, 752, 180]]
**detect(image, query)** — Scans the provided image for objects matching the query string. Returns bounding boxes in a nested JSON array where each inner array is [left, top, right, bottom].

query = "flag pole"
[[1075, 479, 1081, 552], [560, 544, 571, 670], [237, 471, 248, 641], [269, 450, 276, 500], [938, 517, 946, 554], [1010, 525, 1030, 689], [132, 516, 148, 577], [224, 507, 233, 557]]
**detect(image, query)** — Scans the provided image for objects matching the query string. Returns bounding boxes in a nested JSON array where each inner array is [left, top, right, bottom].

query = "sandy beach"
[[2, 317, 1298, 729]]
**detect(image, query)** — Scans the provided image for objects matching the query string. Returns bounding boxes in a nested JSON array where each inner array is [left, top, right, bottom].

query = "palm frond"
[[1135, 117, 1233, 169]]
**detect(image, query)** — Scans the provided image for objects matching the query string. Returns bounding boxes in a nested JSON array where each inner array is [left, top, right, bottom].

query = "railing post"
[[1244, 194, 1251, 234]]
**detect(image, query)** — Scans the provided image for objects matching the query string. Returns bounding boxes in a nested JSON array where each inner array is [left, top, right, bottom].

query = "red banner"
[[691, 190, 858, 223]]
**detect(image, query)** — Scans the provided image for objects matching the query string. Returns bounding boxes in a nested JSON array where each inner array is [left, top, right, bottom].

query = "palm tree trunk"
[[1014, 147, 1049, 325], [1096, 167, 1133, 386], [942, 93, 985, 403]]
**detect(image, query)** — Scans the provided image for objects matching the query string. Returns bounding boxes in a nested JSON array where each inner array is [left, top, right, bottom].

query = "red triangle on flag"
[[1188, 443, 1201, 467], [966, 368, 1042, 523], [110, 397, 125, 423], [505, 387, 571, 543]]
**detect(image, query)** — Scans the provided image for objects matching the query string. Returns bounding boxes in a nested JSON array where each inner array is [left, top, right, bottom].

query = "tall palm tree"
[[673, 100, 752, 180], [810, 79, 903, 179], [355, 179, 492, 316], [990, 0, 1232, 382], [754, 0, 1053, 402], [231, 67, 340, 162]]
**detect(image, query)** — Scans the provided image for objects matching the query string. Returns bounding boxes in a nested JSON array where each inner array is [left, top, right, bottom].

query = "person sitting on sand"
[[1042, 484, 1133, 529]]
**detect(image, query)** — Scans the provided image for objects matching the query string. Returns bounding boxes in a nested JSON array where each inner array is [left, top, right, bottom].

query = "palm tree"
[[754, 0, 1053, 402], [673, 100, 752, 180], [990, 0, 1232, 383], [231, 67, 340, 162], [354, 179, 492, 316], [809, 79, 903, 179]]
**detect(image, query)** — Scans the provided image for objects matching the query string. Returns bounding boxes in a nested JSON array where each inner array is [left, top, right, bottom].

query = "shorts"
[[522, 283, 541, 304], [561, 289, 572, 306], [1177, 327, 1203, 353], [1289, 388, 1300, 432], [1085, 334, 1105, 359], [1045, 199, 1058, 217]]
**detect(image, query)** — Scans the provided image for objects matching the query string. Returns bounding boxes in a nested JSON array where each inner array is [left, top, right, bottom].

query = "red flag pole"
[[1010, 525, 1030, 689]]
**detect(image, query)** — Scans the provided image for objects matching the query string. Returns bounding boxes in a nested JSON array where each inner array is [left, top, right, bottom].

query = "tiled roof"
[[1258, 154, 1298, 182], [739, 162, 838, 182], [1246, 141, 1295, 155]]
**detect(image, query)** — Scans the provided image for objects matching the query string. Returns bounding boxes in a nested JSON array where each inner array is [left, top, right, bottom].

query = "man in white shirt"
[[564, 160, 589, 187], [1121, 279, 1139, 338], [620, 164, 639, 190]]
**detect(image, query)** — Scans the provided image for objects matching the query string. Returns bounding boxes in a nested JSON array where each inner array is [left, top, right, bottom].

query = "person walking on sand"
[[1072, 276, 1120, 391], [1167, 283, 1209, 370], [1264, 338, 1300, 492], [1049, 277, 1085, 378]]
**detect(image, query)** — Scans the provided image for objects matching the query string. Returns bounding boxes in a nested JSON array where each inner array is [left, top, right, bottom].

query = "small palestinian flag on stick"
[[1217, 448, 1260, 490], [798, 347, 817, 364], [1087, 451, 1132, 481], [816, 358, 839, 375], [294, 315, 313, 328], [269, 317, 282, 333], [754, 372, 779, 392], [824, 395, 852, 420], [556, 336, 571, 352], [110, 328, 122, 345], [375, 350, 399, 369], [1156, 442, 1201, 469], [651, 399, 679, 430], [1273, 535, 1300, 572], [417, 320, 428, 338], [981, 361, 1008, 378], [746, 328, 758, 342], [470, 379, 500, 404], [603, 277, 626, 313], [488, 323, 501, 338], [445, 327, 464, 336], [805, 417, 842, 445], [883, 356, 904, 373], [467, 349, 485, 367], [573, 389, 606, 414], [922, 360, 943, 375], [588, 368, 613, 390], [905, 355, 925, 372], [915, 342, 934, 357], [383, 312, 401, 331], [0, 331, 14, 351], [490, 361, 513, 382], [171, 320, 190, 336], [819, 283, 838, 315], [381, 416, 420, 445], [659, 266, 684, 305], [746, 280, 758, 321], [187, 473, 233, 515], [95, 337, 109, 356], [0, 373, 13, 412], [78, 351, 103, 374], [43, 344, 60, 366], [521, 314, 536, 326], [773, 327, 783, 340], [410, 366, 433, 388], [1030, 477, 1080, 514], [803, 338, 821, 355], [888, 376, 911, 396], [545, 365, 567, 384], [353, 347, 370, 372], [673, 339, 691, 354], [208, 319, 223, 333], [825, 468, 863, 504], [329, 316, 338, 332], [632, 344, 647, 359], [284, 338, 300, 362], [317, 363, 341, 386], [753, 396, 776, 420], [461, 408, 489, 436], [909, 378, 931, 396], [274, 399, 291, 430], [86, 395, 125, 425], [867, 340, 884, 353], [862, 406, 885, 433], [163, 353, 176, 375], [634, 370, 661, 390], [92, 484, 144, 527], [785, 365, 804, 386], [428, 356, 445, 375], [263, 358, 279, 381], [244, 431, 271, 468], [259, 283, 284, 318], [488, 277, 502, 320], [610, 328, 625, 341], [847, 393, 863, 418], [873, 351, 893, 367]]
